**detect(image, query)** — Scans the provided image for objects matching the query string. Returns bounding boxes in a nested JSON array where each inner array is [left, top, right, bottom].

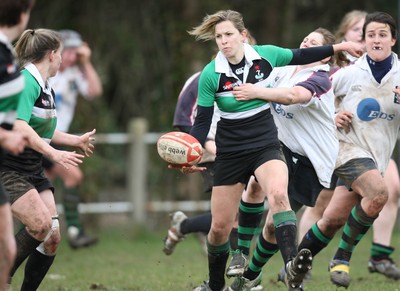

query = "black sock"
[[10, 228, 42, 277], [207, 240, 229, 291], [21, 250, 55, 291], [273, 210, 297, 264], [229, 228, 239, 250], [180, 212, 211, 235], [298, 223, 332, 257]]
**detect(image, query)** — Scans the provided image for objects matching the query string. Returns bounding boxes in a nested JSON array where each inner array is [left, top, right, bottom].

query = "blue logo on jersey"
[[357, 98, 395, 121], [272, 102, 294, 119]]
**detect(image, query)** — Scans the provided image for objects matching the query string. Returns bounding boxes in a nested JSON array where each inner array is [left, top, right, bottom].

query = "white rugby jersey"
[[333, 53, 400, 175], [49, 66, 89, 132], [269, 64, 338, 188]]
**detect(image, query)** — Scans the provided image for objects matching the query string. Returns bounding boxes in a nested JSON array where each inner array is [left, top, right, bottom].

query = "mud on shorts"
[[1, 170, 54, 204], [213, 145, 285, 187], [334, 158, 376, 190]]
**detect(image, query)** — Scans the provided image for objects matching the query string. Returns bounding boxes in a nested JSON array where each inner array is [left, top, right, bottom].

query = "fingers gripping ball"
[[157, 132, 203, 166]]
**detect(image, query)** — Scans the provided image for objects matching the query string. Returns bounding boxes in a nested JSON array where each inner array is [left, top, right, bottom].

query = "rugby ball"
[[157, 132, 203, 166]]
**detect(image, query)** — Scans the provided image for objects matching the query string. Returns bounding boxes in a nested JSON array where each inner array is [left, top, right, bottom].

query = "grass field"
[[10, 223, 400, 291]]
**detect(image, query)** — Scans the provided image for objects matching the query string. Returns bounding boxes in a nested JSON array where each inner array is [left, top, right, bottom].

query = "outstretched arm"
[[233, 83, 312, 105], [52, 128, 96, 157], [14, 120, 85, 170], [290, 41, 363, 65]]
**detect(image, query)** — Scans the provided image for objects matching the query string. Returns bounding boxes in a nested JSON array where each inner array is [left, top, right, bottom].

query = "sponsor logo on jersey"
[[357, 98, 395, 121], [351, 85, 362, 92], [7, 63, 16, 74], [235, 67, 244, 75], [42, 98, 51, 107], [271, 102, 294, 119], [223, 80, 241, 91]]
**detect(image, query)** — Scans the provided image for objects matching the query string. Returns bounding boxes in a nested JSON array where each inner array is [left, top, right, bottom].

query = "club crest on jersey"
[[254, 65, 264, 80]]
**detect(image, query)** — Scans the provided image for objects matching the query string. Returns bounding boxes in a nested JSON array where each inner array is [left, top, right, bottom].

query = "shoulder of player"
[[252, 44, 291, 56], [21, 70, 41, 95]]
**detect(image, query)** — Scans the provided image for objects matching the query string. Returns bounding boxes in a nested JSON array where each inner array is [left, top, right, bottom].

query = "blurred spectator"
[[44, 29, 102, 249]]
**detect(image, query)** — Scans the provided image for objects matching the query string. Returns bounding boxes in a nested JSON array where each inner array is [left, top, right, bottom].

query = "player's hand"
[[167, 164, 207, 174], [77, 129, 96, 157], [51, 150, 85, 170], [233, 83, 258, 101], [77, 43, 92, 64], [0, 130, 28, 156], [336, 111, 353, 133], [334, 41, 364, 58]]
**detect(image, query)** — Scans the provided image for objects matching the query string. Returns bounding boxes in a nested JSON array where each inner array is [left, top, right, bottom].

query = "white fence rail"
[[60, 118, 400, 224]]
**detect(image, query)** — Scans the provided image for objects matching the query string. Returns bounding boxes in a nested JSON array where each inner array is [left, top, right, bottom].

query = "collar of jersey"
[[215, 43, 261, 75], [24, 63, 52, 94], [356, 52, 400, 75]]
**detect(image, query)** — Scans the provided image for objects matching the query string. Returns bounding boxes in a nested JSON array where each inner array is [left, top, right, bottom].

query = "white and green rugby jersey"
[[195, 44, 293, 152], [2, 63, 57, 174], [198, 43, 293, 119], [0, 32, 25, 128], [18, 64, 57, 142]]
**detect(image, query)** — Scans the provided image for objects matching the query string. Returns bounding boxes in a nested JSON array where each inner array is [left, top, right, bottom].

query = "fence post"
[[128, 118, 148, 224]]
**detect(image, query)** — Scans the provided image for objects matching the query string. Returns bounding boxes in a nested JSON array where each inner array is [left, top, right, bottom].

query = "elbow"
[[287, 93, 296, 105], [281, 92, 296, 105], [284, 87, 304, 105], [87, 88, 103, 99]]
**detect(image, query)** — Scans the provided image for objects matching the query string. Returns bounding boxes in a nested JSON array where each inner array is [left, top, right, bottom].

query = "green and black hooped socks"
[[370, 242, 395, 261], [244, 233, 279, 280], [334, 203, 376, 263], [235, 200, 264, 256], [298, 223, 333, 257]]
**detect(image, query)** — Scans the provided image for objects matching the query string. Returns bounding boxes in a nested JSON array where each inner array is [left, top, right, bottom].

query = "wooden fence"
[[58, 118, 400, 226]]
